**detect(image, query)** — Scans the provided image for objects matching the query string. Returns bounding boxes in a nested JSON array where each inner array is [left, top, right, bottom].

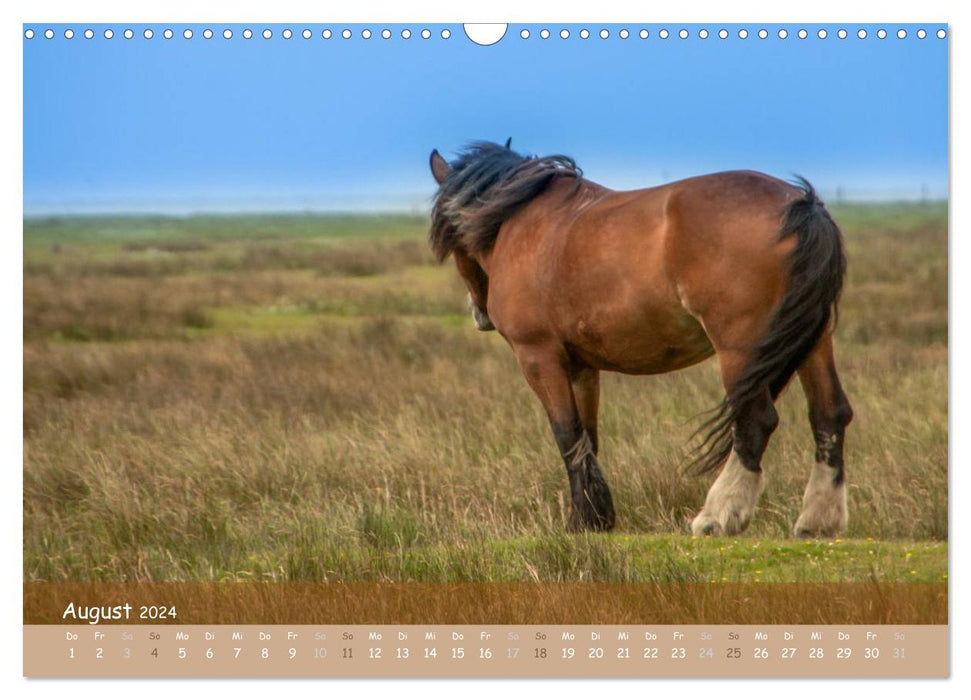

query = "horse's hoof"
[[691, 452, 762, 537], [690, 513, 723, 537], [691, 508, 752, 537], [594, 512, 616, 532], [793, 463, 847, 539], [568, 513, 616, 533], [568, 505, 616, 532], [793, 519, 844, 540], [567, 468, 616, 532]]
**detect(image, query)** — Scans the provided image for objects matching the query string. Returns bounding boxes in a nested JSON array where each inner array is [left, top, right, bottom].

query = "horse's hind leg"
[[691, 348, 779, 537], [794, 332, 853, 538], [514, 345, 615, 531]]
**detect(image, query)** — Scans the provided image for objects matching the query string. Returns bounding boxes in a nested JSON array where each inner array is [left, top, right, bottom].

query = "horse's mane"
[[430, 141, 581, 261]]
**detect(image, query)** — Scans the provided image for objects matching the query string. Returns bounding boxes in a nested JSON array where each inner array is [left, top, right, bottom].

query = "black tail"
[[687, 177, 847, 475]]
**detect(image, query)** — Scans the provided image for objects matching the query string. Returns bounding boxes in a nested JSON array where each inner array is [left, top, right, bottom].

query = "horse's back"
[[485, 170, 801, 373], [563, 170, 802, 314], [543, 170, 799, 275]]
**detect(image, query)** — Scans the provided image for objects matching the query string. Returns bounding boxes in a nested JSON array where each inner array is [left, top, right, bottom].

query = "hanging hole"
[[464, 24, 506, 45]]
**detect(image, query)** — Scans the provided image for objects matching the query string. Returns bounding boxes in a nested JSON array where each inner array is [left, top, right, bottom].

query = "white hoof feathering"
[[691, 452, 764, 537], [793, 462, 846, 538]]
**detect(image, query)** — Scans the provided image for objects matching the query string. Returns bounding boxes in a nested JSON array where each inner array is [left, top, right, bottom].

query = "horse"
[[428, 141, 852, 538]]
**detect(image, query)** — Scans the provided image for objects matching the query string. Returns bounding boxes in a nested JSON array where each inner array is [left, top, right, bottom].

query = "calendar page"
[[22, 19, 948, 679]]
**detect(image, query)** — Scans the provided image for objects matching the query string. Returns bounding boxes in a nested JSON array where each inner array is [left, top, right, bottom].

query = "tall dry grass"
[[22, 207, 947, 582]]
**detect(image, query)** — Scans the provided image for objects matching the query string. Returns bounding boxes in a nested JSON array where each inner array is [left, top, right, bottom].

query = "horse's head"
[[428, 145, 500, 332]]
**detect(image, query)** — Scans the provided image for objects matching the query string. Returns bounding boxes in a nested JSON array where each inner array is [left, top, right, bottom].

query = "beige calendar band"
[[24, 624, 947, 677]]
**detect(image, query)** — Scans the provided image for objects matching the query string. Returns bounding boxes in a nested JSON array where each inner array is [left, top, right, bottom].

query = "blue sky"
[[23, 23, 948, 214]]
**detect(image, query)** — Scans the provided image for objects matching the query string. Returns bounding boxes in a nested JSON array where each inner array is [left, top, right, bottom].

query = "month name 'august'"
[[62, 603, 133, 625]]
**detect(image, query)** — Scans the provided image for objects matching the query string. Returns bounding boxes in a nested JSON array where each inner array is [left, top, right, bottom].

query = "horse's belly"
[[567, 310, 715, 375]]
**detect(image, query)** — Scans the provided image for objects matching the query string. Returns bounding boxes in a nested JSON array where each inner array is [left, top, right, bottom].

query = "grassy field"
[[23, 204, 948, 583]]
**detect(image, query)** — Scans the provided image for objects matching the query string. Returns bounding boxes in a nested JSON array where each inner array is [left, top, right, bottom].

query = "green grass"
[[23, 213, 429, 246], [24, 520, 946, 583], [828, 201, 947, 231], [23, 203, 948, 583]]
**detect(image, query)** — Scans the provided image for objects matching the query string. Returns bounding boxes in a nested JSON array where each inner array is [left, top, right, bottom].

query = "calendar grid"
[[24, 624, 947, 677]]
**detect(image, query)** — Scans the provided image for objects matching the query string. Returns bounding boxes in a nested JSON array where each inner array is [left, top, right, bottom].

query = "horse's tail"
[[687, 177, 847, 474]]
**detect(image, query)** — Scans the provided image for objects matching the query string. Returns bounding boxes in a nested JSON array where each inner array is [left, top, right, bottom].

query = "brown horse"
[[428, 141, 852, 538]]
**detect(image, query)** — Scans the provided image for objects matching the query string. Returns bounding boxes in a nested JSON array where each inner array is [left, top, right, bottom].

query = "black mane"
[[429, 141, 581, 261]]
